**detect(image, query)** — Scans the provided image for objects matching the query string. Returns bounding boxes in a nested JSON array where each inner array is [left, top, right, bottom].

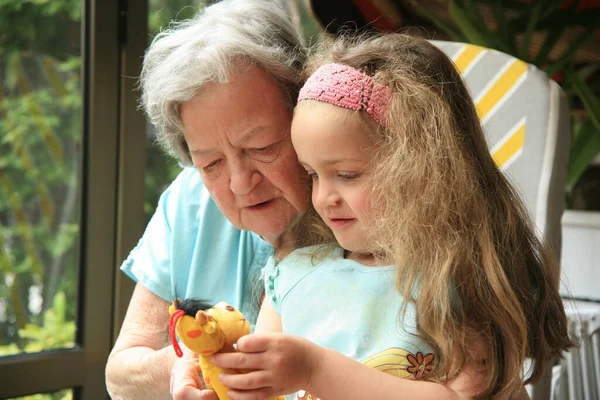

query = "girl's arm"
[[213, 332, 527, 400], [253, 296, 283, 334], [213, 333, 464, 400], [222, 300, 525, 399]]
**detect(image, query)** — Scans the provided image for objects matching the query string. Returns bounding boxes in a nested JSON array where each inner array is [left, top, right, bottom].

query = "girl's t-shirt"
[[263, 245, 436, 399]]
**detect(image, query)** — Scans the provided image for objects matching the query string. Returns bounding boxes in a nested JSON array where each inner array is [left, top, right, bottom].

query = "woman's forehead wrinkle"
[[189, 125, 267, 156], [231, 126, 266, 146]]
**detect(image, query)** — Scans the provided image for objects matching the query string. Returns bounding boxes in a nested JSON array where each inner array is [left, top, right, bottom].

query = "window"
[[0, 0, 130, 398], [0, 0, 82, 361]]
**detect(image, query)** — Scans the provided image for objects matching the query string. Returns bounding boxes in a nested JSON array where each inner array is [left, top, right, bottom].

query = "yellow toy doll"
[[169, 299, 284, 400]]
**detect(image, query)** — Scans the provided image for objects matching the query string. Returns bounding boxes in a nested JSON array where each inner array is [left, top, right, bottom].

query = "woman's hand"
[[170, 345, 219, 400], [211, 333, 324, 399]]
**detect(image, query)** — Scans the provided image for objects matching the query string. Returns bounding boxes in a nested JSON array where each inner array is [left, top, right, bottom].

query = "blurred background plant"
[[0, 0, 81, 355], [0, 1, 81, 398]]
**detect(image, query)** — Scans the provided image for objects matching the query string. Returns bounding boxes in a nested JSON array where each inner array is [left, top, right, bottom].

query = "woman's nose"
[[229, 159, 262, 195]]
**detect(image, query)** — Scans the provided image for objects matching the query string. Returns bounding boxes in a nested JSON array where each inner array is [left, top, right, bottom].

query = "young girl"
[[211, 34, 572, 399]]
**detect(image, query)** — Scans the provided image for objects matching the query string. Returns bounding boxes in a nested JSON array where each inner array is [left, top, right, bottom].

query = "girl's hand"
[[171, 346, 219, 400], [211, 333, 324, 399]]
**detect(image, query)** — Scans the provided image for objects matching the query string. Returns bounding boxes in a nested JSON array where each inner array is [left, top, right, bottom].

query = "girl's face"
[[291, 102, 378, 254]]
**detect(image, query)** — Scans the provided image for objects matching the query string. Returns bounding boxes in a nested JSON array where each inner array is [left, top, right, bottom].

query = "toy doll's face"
[[292, 101, 378, 256], [176, 311, 224, 355], [206, 302, 250, 346]]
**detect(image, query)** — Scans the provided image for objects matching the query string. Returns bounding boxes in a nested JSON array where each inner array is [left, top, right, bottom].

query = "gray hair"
[[140, 0, 307, 165]]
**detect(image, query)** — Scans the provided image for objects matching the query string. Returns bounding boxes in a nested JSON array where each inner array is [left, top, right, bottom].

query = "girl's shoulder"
[[283, 244, 344, 265], [263, 245, 344, 306]]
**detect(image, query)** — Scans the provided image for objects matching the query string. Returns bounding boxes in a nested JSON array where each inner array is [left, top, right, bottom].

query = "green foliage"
[[13, 390, 73, 400], [0, 0, 81, 59], [0, 292, 75, 356], [0, 0, 81, 356], [148, 0, 206, 34]]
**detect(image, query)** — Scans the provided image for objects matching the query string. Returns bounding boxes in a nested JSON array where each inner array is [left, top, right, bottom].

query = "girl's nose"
[[315, 183, 342, 207], [326, 193, 342, 206]]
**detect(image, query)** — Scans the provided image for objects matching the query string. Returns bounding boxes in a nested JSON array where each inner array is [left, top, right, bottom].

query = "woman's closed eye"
[[248, 142, 280, 161], [202, 159, 221, 170], [197, 159, 224, 179]]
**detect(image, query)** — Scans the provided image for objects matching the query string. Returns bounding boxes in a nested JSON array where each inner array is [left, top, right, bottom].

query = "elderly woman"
[[105, 1, 311, 398]]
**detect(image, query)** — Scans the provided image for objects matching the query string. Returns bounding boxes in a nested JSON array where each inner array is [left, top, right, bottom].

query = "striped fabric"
[[433, 41, 571, 258]]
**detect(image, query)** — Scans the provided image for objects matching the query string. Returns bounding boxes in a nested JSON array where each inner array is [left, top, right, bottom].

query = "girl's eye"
[[339, 173, 359, 180], [307, 172, 318, 180]]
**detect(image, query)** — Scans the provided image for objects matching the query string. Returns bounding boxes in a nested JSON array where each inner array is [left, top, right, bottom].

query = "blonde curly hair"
[[299, 33, 572, 398]]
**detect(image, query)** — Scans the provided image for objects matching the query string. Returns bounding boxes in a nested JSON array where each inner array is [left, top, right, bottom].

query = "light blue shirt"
[[264, 245, 435, 399], [121, 167, 273, 323]]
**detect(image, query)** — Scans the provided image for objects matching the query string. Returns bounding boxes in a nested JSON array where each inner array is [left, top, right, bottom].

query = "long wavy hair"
[[301, 33, 573, 398]]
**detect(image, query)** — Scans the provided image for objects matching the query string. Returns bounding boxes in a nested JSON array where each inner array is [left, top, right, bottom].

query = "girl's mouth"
[[328, 218, 356, 229]]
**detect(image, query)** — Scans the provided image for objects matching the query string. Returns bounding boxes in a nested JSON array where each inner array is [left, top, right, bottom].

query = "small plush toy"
[[169, 299, 285, 400]]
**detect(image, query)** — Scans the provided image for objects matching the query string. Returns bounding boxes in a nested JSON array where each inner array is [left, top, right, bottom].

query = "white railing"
[[552, 300, 600, 400]]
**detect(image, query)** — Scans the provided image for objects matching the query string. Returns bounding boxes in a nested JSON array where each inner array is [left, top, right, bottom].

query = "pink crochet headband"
[[297, 63, 392, 127]]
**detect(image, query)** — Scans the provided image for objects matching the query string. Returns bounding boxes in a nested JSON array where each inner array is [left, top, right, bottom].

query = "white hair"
[[140, 0, 307, 165]]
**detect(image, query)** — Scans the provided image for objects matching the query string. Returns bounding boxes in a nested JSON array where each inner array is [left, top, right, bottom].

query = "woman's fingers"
[[171, 348, 215, 399], [172, 386, 219, 400]]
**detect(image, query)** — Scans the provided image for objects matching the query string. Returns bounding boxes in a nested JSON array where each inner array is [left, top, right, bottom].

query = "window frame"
[[0, 0, 147, 397]]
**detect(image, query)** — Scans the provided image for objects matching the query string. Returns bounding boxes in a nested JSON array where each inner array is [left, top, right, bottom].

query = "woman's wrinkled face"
[[180, 67, 310, 245]]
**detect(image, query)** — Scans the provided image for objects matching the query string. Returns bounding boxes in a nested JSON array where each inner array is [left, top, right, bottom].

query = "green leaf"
[[492, 1, 516, 54], [411, 3, 464, 42], [567, 117, 600, 191], [568, 69, 600, 133], [577, 64, 600, 81], [546, 25, 598, 77], [534, 0, 585, 66], [534, 27, 565, 66], [518, 1, 543, 61], [509, 8, 600, 31], [459, 0, 511, 53], [52, 291, 66, 321], [449, 0, 493, 47]]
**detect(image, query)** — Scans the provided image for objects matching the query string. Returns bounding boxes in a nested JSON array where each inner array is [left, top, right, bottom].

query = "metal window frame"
[[113, 0, 147, 343], [0, 0, 147, 397]]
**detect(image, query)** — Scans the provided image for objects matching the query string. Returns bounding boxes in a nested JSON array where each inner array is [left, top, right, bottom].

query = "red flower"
[[407, 352, 436, 379]]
